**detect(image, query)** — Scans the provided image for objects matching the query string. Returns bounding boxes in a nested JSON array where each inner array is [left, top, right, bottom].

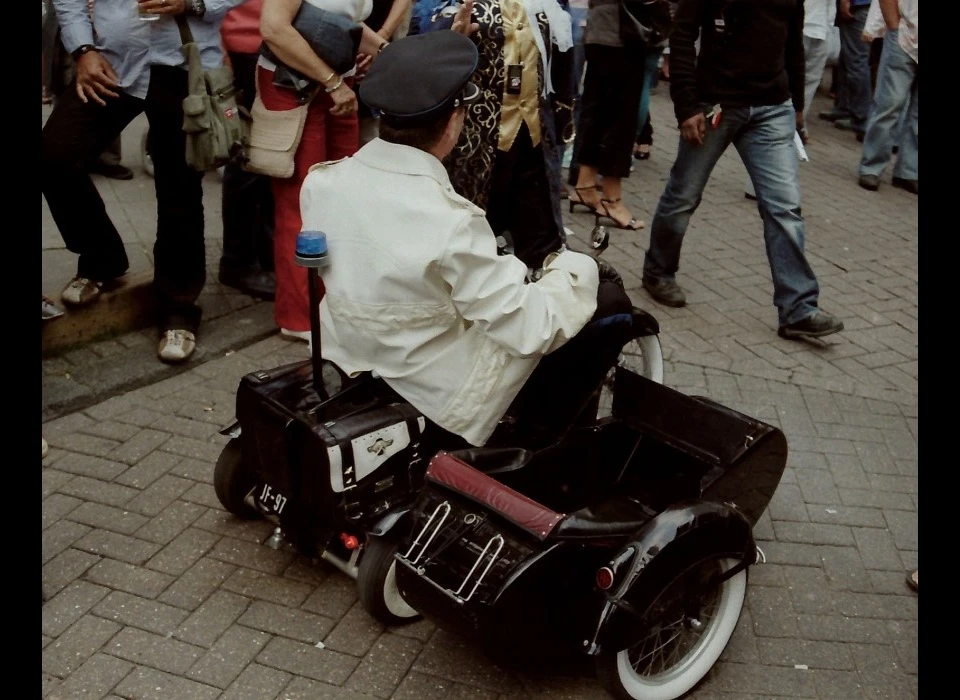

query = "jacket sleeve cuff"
[[543, 250, 600, 288]]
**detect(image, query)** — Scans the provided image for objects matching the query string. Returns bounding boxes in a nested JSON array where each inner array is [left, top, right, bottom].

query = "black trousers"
[[569, 43, 646, 182], [485, 122, 564, 270], [41, 65, 205, 333], [220, 52, 274, 275]]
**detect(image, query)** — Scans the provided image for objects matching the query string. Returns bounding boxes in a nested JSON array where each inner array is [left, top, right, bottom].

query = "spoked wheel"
[[213, 439, 259, 519], [357, 536, 421, 626], [598, 334, 664, 418], [596, 555, 747, 700]]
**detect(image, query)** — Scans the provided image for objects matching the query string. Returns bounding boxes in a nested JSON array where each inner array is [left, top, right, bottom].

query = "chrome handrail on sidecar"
[[454, 533, 504, 602], [399, 499, 508, 605], [402, 501, 451, 565]]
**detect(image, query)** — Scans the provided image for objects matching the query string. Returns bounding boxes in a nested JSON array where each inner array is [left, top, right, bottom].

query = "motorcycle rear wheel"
[[598, 334, 664, 418], [596, 554, 746, 700], [213, 439, 259, 520]]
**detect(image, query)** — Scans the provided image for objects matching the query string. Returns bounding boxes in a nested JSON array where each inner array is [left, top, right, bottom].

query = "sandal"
[[906, 569, 918, 593], [568, 186, 601, 215], [633, 143, 651, 161], [598, 199, 644, 231]]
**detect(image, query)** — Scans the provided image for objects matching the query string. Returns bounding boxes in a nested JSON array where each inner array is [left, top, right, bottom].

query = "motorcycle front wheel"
[[598, 334, 664, 418], [595, 554, 747, 700], [213, 439, 259, 520], [357, 535, 422, 626]]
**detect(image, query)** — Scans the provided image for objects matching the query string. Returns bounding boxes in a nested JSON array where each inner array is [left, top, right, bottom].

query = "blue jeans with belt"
[[643, 100, 821, 327]]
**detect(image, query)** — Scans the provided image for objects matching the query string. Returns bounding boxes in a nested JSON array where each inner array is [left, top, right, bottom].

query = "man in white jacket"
[[300, 30, 635, 448]]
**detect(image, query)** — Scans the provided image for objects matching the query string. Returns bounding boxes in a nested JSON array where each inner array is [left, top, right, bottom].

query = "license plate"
[[256, 482, 289, 515]]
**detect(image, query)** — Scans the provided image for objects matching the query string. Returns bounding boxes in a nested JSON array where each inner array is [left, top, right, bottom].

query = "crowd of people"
[[41, 0, 916, 359], [41, 0, 918, 587]]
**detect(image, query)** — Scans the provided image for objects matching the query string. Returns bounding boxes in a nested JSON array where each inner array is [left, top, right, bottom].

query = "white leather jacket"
[[300, 138, 599, 445]]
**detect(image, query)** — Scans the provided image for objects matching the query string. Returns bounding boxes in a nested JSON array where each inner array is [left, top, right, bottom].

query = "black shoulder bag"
[[620, 0, 677, 47]]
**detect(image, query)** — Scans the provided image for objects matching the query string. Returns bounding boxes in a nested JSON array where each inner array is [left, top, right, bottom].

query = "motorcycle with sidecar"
[[212, 232, 787, 699]]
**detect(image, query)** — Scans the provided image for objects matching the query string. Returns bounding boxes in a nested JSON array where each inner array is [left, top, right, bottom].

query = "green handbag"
[[176, 16, 250, 172]]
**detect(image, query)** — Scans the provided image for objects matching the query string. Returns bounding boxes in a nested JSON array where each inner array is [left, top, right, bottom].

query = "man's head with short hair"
[[377, 109, 456, 151]]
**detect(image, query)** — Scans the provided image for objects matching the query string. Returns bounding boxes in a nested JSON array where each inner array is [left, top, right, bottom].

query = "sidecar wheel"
[[213, 439, 259, 519], [596, 555, 747, 700], [357, 536, 421, 626], [598, 335, 664, 418]]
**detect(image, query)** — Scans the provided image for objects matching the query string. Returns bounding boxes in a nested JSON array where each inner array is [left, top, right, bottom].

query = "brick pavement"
[[42, 87, 918, 700]]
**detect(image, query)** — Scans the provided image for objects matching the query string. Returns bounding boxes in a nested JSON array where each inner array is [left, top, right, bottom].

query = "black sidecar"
[[393, 366, 788, 700]]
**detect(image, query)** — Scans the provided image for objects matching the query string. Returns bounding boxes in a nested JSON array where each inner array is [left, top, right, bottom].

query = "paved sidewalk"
[[42, 88, 918, 700]]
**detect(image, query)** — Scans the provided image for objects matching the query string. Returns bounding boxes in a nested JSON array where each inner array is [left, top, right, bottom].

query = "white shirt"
[[895, 0, 918, 64], [301, 139, 599, 446], [864, 0, 887, 41], [803, 0, 837, 41]]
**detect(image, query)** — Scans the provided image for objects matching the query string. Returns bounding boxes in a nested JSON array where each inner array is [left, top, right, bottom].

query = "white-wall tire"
[[596, 555, 746, 700]]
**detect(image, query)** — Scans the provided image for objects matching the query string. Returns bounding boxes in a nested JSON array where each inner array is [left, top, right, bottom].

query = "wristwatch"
[[71, 44, 98, 61]]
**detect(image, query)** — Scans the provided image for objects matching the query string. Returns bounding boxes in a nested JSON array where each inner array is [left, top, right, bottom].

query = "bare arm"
[[260, 0, 358, 114], [878, 0, 900, 30], [375, 0, 412, 40], [260, 0, 339, 87]]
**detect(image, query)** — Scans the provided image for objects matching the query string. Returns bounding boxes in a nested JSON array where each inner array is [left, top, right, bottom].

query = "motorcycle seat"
[[550, 495, 657, 540]]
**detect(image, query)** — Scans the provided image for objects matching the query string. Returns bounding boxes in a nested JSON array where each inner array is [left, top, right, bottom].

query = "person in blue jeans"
[[825, 0, 873, 140], [641, 0, 843, 340], [857, 3, 918, 195]]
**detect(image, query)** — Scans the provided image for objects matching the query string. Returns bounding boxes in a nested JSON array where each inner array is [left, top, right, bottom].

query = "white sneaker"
[[157, 329, 196, 363], [61, 276, 103, 307]]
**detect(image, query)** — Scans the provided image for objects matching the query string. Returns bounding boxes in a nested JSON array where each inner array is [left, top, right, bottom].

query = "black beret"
[[359, 32, 480, 127]]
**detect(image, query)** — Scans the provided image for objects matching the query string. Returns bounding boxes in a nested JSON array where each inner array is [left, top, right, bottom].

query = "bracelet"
[[324, 77, 344, 93], [321, 70, 337, 85], [378, 41, 389, 54]]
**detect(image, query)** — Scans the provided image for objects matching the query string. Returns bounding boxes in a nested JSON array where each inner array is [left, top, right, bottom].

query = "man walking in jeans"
[[857, 0, 917, 194], [641, 0, 844, 340], [827, 0, 874, 141]]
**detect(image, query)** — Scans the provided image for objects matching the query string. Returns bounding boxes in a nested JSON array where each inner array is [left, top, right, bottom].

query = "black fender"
[[586, 500, 756, 655], [369, 507, 414, 539], [629, 307, 660, 337], [218, 420, 242, 439]]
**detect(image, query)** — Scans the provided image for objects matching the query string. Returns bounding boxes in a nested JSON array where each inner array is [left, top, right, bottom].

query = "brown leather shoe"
[[642, 276, 686, 308], [892, 177, 918, 195], [777, 311, 844, 340]]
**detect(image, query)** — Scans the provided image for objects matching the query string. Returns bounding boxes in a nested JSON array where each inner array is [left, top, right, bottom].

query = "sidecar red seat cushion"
[[426, 452, 565, 541]]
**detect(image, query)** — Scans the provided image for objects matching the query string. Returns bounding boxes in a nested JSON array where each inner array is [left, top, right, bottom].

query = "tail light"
[[340, 533, 360, 550], [596, 566, 615, 590]]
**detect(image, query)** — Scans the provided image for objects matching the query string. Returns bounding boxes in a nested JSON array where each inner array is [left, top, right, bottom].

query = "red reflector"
[[596, 567, 614, 590], [341, 533, 360, 550]]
